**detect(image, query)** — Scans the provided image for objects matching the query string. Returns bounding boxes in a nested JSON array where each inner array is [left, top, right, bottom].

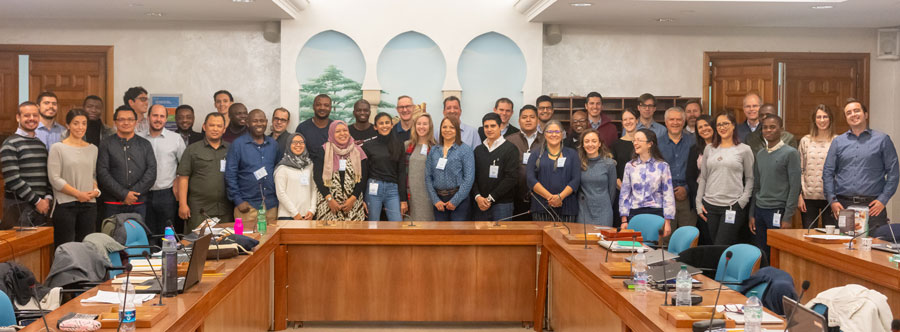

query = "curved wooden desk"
[[0, 227, 53, 281]]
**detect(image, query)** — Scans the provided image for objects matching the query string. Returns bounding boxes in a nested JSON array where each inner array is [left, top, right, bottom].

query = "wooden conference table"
[[0, 227, 54, 282], [23, 221, 782, 331], [769, 229, 900, 315]]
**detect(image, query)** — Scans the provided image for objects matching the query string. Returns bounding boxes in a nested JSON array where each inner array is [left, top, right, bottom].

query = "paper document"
[[716, 305, 783, 324], [111, 276, 154, 284], [81, 290, 155, 304]]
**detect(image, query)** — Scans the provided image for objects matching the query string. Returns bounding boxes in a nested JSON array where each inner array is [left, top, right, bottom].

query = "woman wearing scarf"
[[362, 112, 407, 221], [313, 121, 368, 221], [274, 133, 317, 220]]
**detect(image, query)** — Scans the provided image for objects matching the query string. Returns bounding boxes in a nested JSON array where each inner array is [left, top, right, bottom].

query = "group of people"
[[2, 87, 897, 255]]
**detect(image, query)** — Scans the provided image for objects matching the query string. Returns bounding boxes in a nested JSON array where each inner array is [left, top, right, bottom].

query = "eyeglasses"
[[572, 119, 589, 124], [716, 122, 733, 128], [397, 105, 415, 110], [291, 141, 305, 146], [273, 117, 289, 123], [116, 118, 136, 123], [136, 97, 149, 102], [537, 106, 553, 111], [639, 104, 656, 108], [545, 130, 562, 135]]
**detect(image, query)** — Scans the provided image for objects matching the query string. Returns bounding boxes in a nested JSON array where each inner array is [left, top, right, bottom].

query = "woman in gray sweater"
[[577, 131, 617, 226], [48, 109, 100, 247], [696, 111, 754, 245]]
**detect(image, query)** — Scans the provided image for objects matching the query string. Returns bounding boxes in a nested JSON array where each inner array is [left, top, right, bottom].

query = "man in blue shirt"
[[658, 106, 695, 232], [434, 96, 481, 149], [823, 98, 899, 230], [34, 91, 65, 148], [631, 93, 667, 138], [225, 109, 280, 230]]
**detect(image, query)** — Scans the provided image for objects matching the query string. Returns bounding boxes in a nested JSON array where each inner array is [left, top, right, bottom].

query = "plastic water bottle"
[[117, 281, 136, 332], [257, 203, 267, 235], [161, 227, 178, 297], [744, 290, 763, 332], [675, 265, 692, 306], [632, 247, 648, 294], [234, 217, 243, 236]]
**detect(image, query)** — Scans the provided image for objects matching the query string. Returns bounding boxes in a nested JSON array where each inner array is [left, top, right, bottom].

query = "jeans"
[[147, 189, 177, 239], [433, 195, 470, 221], [365, 179, 402, 221], [472, 202, 513, 221], [53, 202, 97, 247], [800, 198, 836, 229], [753, 206, 783, 258], [702, 200, 746, 246]]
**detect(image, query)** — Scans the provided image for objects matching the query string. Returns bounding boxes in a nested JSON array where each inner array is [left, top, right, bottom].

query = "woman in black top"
[[611, 109, 639, 228], [361, 112, 407, 221], [686, 114, 714, 244]]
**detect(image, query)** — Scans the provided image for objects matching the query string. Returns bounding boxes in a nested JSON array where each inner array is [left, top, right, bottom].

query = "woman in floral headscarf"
[[313, 121, 368, 221]]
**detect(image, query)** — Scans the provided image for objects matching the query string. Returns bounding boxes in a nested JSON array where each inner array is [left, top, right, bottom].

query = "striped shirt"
[[1, 131, 50, 205]]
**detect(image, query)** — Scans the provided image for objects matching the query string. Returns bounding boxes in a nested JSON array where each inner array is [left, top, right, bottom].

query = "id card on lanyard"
[[725, 208, 736, 224]]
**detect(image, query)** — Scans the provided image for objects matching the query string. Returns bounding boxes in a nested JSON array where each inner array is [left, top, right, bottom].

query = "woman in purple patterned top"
[[619, 128, 675, 236]]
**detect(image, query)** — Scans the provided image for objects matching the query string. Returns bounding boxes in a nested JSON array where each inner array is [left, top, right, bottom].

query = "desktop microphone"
[[492, 210, 532, 227], [530, 192, 570, 234], [29, 283, 51, 332], [806, 207, 829, 234], [782, 280, 810, 332], [846, 227, 873, 250], [199, 209, 220, 261], [141, 252, 166, 305], [694, 251, 732, 332], [117, 263, 134, 332]]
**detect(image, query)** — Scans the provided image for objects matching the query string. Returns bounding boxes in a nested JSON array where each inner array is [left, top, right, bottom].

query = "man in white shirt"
[[435, 96, 480, 149], [141, 104, 186, 238]]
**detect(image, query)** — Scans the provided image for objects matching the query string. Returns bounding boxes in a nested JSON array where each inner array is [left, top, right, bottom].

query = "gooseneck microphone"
[[695, 251, 732, 332], [29, 283, 51, 332], [582, 219, 591, 250], [806, 207, 829, 234], [659, 229, 669, 306], [199, 209, 220, 261], [142, 252, 165, 306], [782, 280, 810, 332], [847, 228, 873, 250], [530, 191, 570, 234], [493, 210, 532, 227], [117, 263, 134, 332]]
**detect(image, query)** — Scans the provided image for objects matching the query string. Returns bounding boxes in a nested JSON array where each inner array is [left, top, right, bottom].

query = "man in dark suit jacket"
[[736, 92, 762, 143]]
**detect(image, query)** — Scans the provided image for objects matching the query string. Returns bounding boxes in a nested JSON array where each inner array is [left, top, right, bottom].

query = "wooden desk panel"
[[549, 257, 623, 332], [0, 228, 53, 282], [768, 229, 900, 314]]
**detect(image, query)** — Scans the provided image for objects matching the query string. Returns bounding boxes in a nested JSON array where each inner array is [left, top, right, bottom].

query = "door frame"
[[703, 51, 870, 113], [0, 44, 115, 123]]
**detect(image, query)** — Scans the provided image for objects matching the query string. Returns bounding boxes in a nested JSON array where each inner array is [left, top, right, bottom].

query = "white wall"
[[544, 24, 900, 219], [279, 0, 543, 129], [0, 19, 281, 131]]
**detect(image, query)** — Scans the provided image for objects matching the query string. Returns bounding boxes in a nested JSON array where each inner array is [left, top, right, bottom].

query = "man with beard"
[[34, 91, 65, 148], [683, 99, 702, 135], [140, 105, 186, 237], [1, 102, 51, 229], [226, 109, 280, 229], [564, 110, 589, 148], [177, 113, 233, 232], [124, 87, 150, 135], [348, 99, 376, 144], [97, 105, 156, 220], [269, 107, 291, 153], [175, 105, 204, 146], [222, 103, 249, 143], [82, 95, 116, 146], [296, 94, 333, 159], [536, 95, 554, 133]]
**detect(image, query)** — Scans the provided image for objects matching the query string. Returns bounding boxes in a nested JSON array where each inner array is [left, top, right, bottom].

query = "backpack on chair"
[[100, 213, 150, 245]]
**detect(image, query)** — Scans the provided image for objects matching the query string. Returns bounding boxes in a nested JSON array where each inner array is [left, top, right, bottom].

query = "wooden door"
[[708, 57, 777, 122], [0, 52, 18, 139], [783, 60, 859, 138], [28, 52, 107, 125]]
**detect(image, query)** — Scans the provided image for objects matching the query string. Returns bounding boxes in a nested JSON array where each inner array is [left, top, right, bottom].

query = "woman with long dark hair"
[[526, 120, 581, 222], [577, 131, 616, 226], [425, 117, 475, 221], [48, 109, 99, 247], [695, 111, 754, 245], [618, 128, 674, 236], [362, 112, 407, 221], [687, 114, 715, 244]]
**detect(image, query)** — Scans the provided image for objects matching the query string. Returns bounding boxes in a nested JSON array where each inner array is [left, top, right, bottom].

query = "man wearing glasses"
[[535, 95, 554, 134], [633, 93, 667, 139], [97, 105, 157, 221], [124, 87, 150, 136], [269, 107, 291, 153], [563, 110, 590, 148], [393, 96, 415, 142]]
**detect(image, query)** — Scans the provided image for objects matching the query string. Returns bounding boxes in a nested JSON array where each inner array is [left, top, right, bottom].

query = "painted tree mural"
[[298, 65, 393, 123]]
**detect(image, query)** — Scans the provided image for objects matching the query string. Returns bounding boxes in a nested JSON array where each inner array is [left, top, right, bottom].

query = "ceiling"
[[0, 0, 298, 21], [526, 0, 900, 28]]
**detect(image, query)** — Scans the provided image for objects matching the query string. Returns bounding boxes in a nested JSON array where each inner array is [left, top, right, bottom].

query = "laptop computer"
[[625, 248, 679, 266], [647, 261, 702, 284], [782, 296, 827, 332], [137, 233, 211, 294]]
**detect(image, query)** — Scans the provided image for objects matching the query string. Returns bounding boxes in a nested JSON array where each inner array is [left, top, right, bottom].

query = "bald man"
[[225, 109, 280, 230], [736, 92, 762, 143]]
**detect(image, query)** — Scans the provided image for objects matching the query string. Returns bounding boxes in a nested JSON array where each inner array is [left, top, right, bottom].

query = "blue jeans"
[[433, 195, 470, 221], [753, 206, 783, 258], [472, 202, 513, 221], [365, 179, 402, 221]]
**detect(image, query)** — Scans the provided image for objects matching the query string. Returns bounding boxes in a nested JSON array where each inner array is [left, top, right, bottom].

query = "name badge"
[[557, 157, 566, 168], [522, 152, 531, 165], [220, 159, 226, 172], [773, 212, 782, 228], [253, 167, 267, 180], [368, 181, 379, 195], [436, 158, 448, 170], [420, 144, 428, 155], [339, 159, 347, 171], [838, 215, 846, 228], [300, 175, 310, 185], [489, 165, 499, 178], [725, 209, 736, 224]]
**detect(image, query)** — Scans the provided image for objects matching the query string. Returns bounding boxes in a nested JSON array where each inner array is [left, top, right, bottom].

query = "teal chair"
[[715, 244, 761, 290], [626, 214, 666, 245], [667, 226, 699, 254], [0, 291, 16, 326], [123, 219, 152, 257]]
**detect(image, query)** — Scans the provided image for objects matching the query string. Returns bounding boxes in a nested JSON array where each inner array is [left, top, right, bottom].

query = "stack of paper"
[[80, 290, 155, 304]]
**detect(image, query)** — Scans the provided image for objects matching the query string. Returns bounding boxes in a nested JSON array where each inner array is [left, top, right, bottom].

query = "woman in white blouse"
[[275, 133, 317, 220], [798, 104, 837, 228]]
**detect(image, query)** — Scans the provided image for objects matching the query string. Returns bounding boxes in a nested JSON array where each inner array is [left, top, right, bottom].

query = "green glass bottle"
[[257, 202, 267, 235]]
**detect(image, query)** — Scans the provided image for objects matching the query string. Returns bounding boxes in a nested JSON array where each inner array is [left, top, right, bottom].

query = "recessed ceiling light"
[[145, 12, 163, 17], [233, 0, 255, 3], [811, 5, 833, 9], [128, 3, 143, 7], [656, 18, 675, 22], [570, 3, 592, 7]]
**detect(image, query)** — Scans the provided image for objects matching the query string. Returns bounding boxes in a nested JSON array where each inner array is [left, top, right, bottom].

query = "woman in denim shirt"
[[425, 117, 475, 221], [619, 128, 675, 236], [526, 120, 581, 222]]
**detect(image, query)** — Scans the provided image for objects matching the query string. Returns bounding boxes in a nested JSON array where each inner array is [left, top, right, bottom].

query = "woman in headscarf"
[[313, 121, 368, 221], [274, 133, 317, 220]]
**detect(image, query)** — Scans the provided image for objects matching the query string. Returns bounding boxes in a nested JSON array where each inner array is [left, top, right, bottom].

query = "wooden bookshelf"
[[549, 95, 699, 131]]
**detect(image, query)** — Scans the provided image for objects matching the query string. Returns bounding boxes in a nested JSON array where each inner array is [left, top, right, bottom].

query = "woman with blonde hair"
[[403, 113, 437, 221], [798, 104, 838, 228], [576, 130, 616, 226]]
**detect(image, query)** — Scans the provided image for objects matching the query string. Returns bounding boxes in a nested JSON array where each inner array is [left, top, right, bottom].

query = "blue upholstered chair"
[[715, 244, 761, 290], [667, 226, 699, 254]]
